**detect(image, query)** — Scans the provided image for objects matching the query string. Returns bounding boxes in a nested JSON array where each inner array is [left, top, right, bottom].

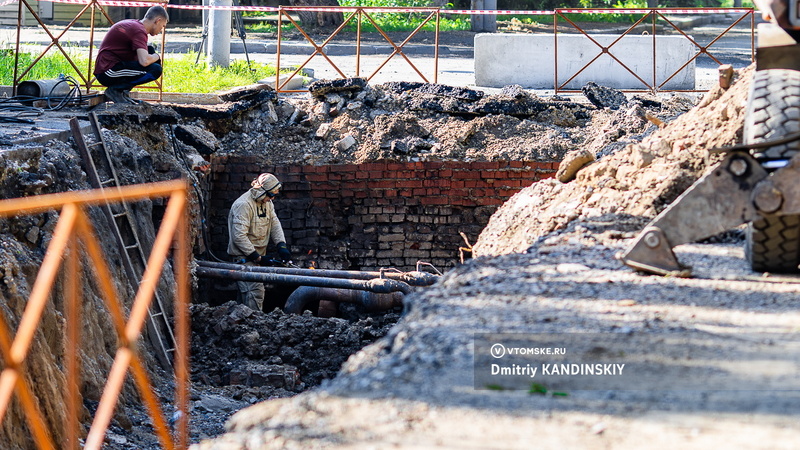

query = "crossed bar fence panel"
[[12, 4, 755, 96], [0, 181, 190, 450], [654, 9, 754, 91], [275, 6, 441, 93], [13, 0, 168, 98], [554, 8, 755, 93]]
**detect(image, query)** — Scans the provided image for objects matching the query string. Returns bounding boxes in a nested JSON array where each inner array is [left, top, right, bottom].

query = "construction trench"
[[3, 67, 794, 449]]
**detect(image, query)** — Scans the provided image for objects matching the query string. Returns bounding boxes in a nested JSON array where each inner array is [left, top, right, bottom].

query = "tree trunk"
[[288, 0, 344, 29]]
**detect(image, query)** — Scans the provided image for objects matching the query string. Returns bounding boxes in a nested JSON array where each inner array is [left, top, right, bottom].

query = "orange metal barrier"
[[0, 180, 189, 450], [554, 8, 754, 93], [12, 4, 755, 97], [13, 0, 167, 97], [275, 6, 441, 92]]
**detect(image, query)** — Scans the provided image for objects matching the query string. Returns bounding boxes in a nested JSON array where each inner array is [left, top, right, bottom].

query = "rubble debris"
[[474, 65, 753, 257], [582, 81, 628, 110], [174, 124, 220, 155], [556, 148, 595, 183], [167, 90, 276, 120], [308, 77, 368, 98], [718, 64, 735, 89], [382, 81, 485, 101], [190, 301, 400, 392], [0, 72, 703, 448]]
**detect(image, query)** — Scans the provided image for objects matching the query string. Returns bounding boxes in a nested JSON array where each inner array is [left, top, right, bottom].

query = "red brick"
[[420, 196, 448, 205], [330, 164, 357, 172], [477, 197, 503, 206], [397, 179, 423, 189], [456, 171, 481, 180]]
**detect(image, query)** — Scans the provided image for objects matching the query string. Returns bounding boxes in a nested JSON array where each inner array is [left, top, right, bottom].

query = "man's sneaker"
[[104, 87, 126, 104]]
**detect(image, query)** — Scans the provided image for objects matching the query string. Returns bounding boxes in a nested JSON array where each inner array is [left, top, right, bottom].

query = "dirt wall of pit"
[[207, 157, 556, 272]]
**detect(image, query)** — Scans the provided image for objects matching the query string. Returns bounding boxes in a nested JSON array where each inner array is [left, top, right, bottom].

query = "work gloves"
[[276, 242, 292, 262]]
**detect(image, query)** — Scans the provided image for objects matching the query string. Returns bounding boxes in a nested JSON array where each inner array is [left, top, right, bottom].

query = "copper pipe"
[[130, 357, 174, 450], [15, 372, 55, 450], [84, 347, 133, 450], [64, 231, 81, 450], [0, 180, 186, 218], [10, 203, 77, 364], [175, 197, 190, 448]]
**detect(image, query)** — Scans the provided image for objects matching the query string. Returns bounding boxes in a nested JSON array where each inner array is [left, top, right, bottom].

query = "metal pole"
[[356, 8, 362, 77], [277, 7, 283, 93], [13, 0, 23, 95], [208, 0, 232, 67], [196, 266, 413, 294], [434, 10, 439, 83], [652, 9, 656, 92], [64, 231, 81, 450], [196, 260, 439, 286]]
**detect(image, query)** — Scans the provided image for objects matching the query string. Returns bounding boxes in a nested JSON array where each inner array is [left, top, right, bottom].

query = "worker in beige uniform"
[[227, 173, 292, 310]]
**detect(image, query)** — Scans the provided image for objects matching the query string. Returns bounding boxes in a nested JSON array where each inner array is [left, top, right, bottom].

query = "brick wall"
[[209, 157, 556, 271]]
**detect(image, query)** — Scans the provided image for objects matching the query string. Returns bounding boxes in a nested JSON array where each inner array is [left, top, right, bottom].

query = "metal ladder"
[[69, 113, 175, 369]]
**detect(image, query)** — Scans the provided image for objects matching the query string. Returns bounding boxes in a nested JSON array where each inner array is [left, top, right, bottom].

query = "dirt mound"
[[216, 80, 693, 166], [190, 301, 400, 395], [473, 66, 753, 257]]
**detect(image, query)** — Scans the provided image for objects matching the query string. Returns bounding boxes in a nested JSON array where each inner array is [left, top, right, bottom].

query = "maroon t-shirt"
[[94, 19, 148, 74]]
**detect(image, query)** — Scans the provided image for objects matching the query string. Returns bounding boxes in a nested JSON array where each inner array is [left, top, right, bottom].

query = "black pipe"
[[283, 287, 404, 314], [195, 260, 439, 287], [195, 266, 413, 294]]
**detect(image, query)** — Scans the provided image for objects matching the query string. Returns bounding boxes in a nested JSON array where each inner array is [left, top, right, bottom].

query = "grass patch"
[[0, 49, 88, 84], [1, 50, 282, 93], [242, 0, 470, 33]]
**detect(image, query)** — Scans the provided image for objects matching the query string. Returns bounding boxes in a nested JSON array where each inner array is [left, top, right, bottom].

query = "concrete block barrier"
[[475, 33, 696, 90]]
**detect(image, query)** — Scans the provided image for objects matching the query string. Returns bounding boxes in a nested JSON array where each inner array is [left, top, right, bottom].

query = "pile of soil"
[[0, 68, 712, 449], [191, 64, 800, 450], [215, 80, 695, 166], [474, 66, 752, 256]]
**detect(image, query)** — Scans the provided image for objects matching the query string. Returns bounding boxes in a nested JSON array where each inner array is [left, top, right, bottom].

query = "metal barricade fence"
[[0, 180, 190, 450], [9, 2, 754, 95]]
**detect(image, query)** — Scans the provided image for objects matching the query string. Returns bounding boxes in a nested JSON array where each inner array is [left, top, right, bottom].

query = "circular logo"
[[490, 343, 506, 359]]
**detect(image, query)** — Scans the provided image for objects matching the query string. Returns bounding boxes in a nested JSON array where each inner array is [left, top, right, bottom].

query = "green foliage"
[[1, 50, 282, 94], [339, 0, 470, 32], [244, 21, 296, 34], [0, 49, 88, 84], [163, 53, 280, 93]]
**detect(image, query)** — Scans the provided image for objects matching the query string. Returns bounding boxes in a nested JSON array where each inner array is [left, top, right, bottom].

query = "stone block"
[[475, 34, 695, 90]]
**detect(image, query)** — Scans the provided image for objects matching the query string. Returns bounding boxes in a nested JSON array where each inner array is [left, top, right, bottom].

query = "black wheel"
[[744, 69, 800, 273]]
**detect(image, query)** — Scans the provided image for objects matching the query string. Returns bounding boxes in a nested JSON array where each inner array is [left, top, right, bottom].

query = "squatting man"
[[94, 5, 168, 104], [227, 173, 293, 311]]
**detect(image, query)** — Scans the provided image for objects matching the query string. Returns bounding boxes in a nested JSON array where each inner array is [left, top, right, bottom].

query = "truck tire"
[[744, 69, 800, 273]]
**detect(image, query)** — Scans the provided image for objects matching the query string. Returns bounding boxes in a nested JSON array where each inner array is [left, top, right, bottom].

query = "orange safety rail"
[[553, 8, 754, 93], [13, 0, 168, 99], [276, 6, 442, 93], [0, 180, 190, 450]]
